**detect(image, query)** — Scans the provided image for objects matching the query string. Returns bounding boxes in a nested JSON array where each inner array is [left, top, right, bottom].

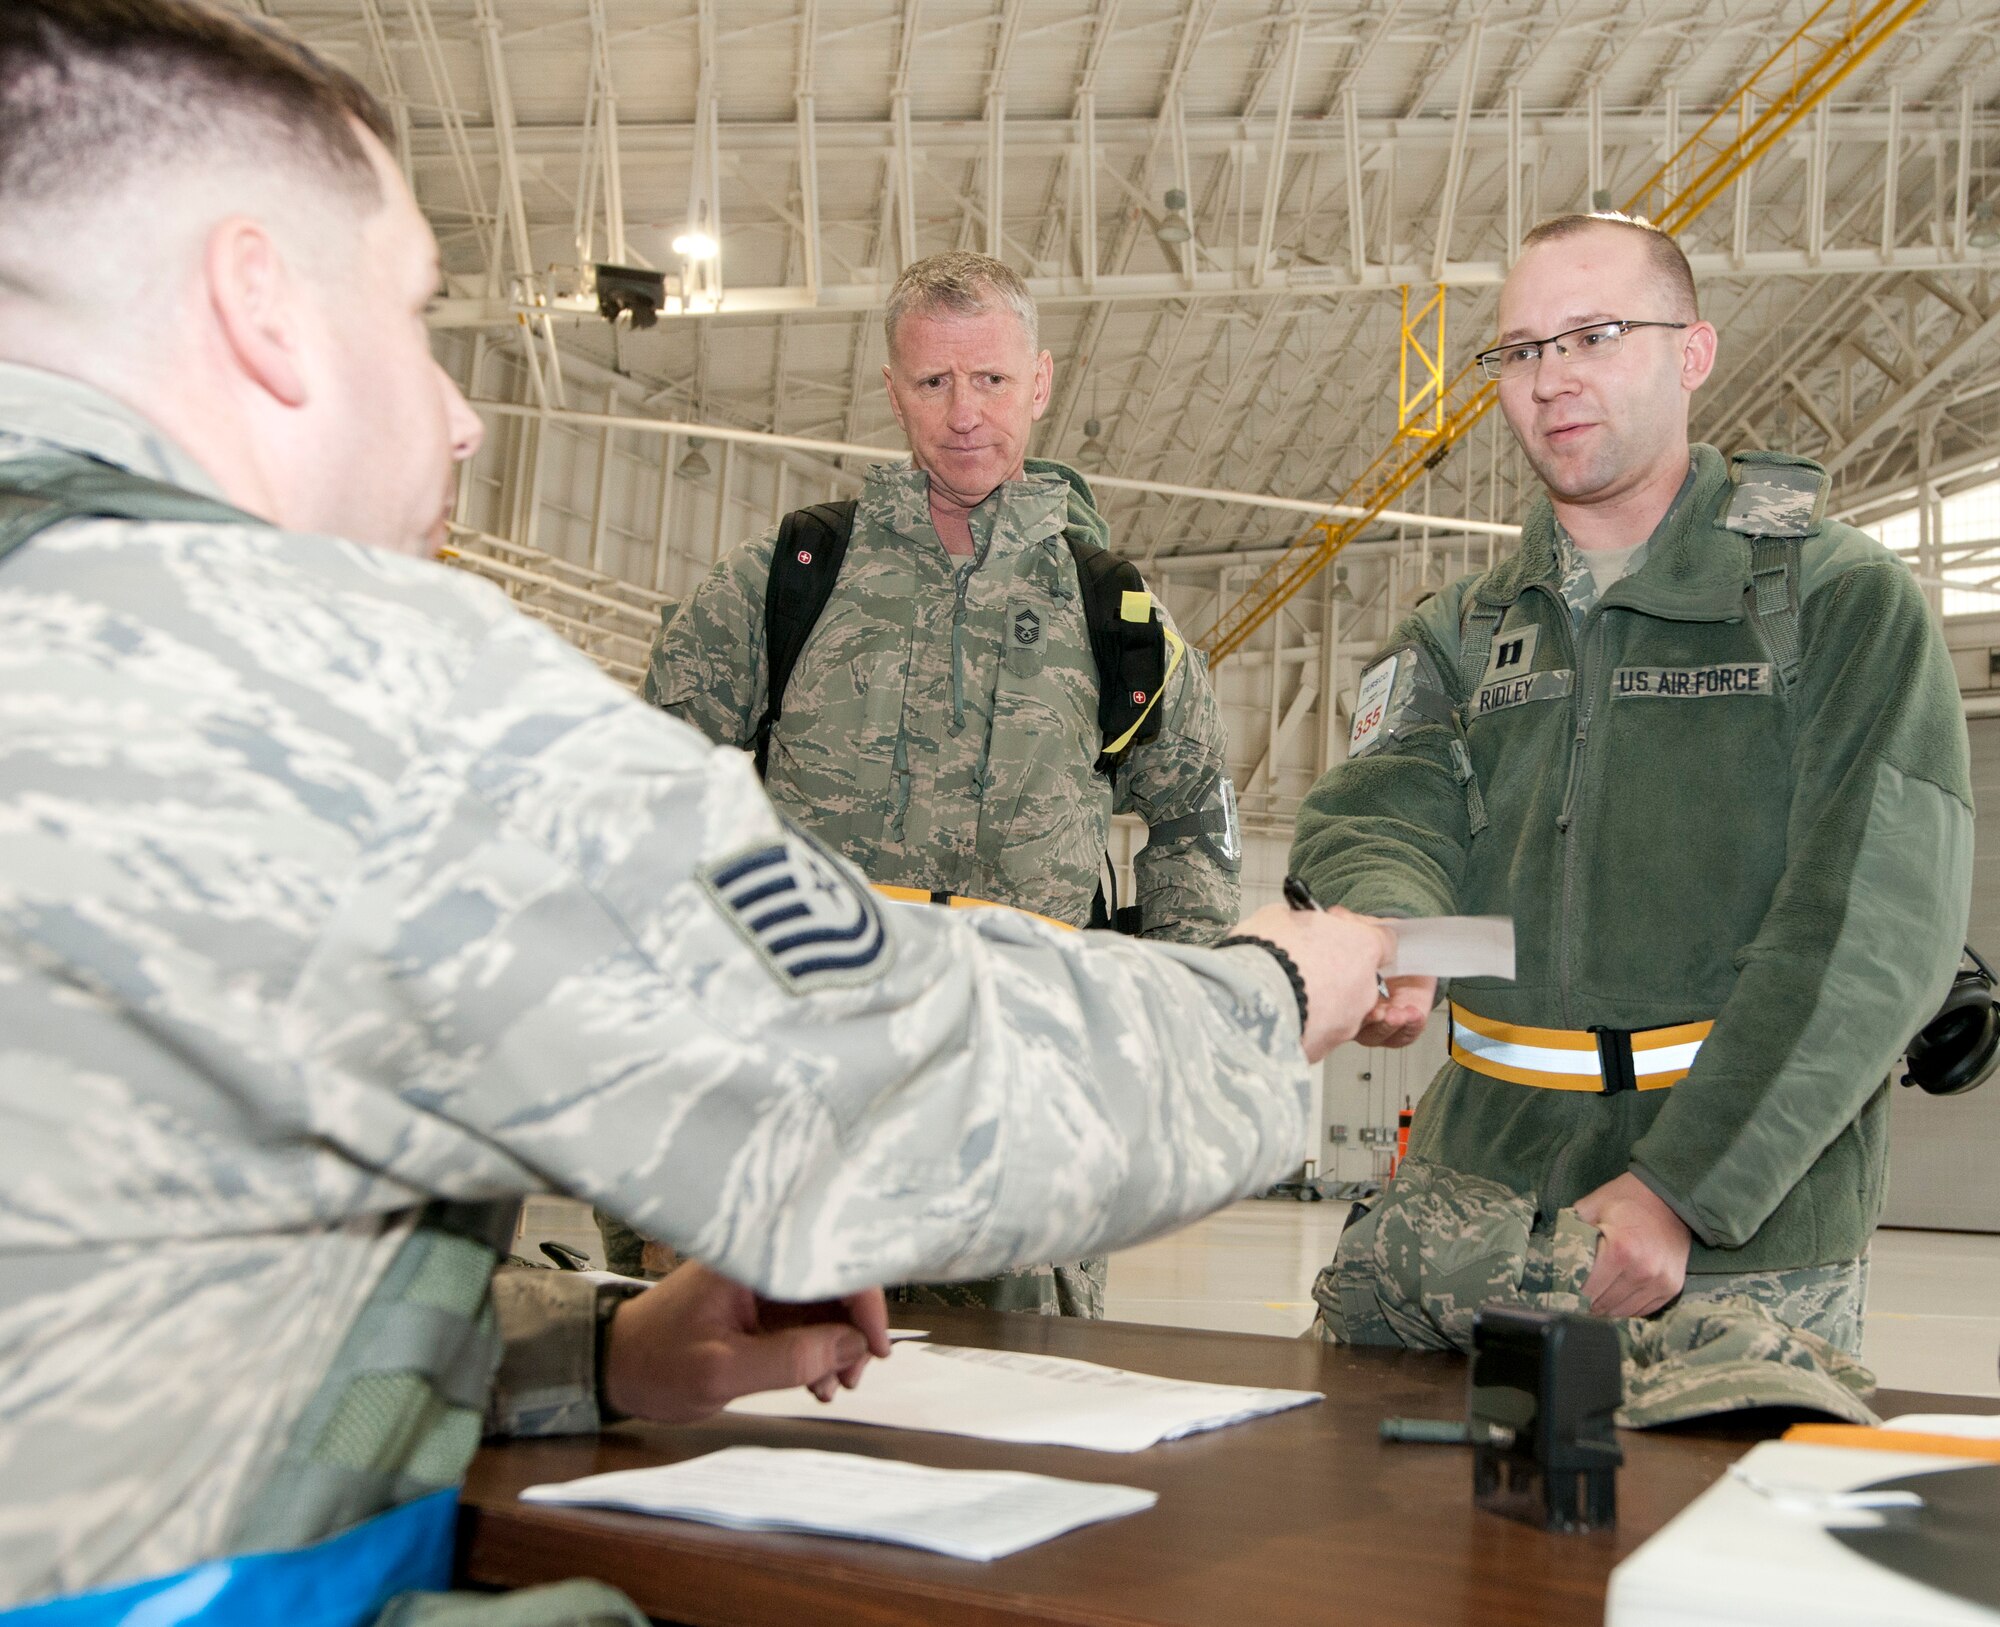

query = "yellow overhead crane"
[[1196, 0, 1933, 667]]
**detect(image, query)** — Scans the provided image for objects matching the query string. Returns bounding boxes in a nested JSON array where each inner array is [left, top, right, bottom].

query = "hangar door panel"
[[1882, 714, 2000, 1232]]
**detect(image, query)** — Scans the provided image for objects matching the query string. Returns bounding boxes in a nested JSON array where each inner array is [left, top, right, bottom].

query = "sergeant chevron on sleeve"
[[1293, 209, 1972, 1358], [0, 3, 1397, 1618]]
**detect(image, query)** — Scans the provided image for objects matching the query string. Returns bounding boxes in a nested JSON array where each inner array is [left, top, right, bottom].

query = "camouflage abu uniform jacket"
[[0, 363, 1311, 1605], [648, 460, 1241, 942], [645, 459, 1243, 1316], [1292, 444, 1972, 1280]]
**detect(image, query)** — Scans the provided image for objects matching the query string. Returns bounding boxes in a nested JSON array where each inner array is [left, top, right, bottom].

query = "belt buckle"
[[1589, 1027, 1637, 1096]]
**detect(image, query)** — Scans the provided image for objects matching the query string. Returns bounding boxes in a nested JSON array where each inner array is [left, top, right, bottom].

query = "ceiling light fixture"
[[1078, 417, 1107, 462], [677, 436, 712, 480], [1156, 188, 1193, 247], [672, 228, 720, 261], [1331, 564, 1354, 603], [1971, 200, 2000, 252]]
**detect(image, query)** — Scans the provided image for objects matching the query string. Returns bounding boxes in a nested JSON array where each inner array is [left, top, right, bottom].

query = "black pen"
[[1284, 874, 1390, 1001]]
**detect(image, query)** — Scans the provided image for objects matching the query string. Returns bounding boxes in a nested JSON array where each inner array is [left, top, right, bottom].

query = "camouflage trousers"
[[1678, 1257, 1867, 1356], [888, 1259, 1108, 1319], [1303, 1160, 1881, 1428], [1308, 1158, 1867, 1354], [597, 1209, 1106, 1318]]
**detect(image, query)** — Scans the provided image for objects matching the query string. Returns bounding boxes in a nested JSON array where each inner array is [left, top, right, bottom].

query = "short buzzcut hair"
[[1519, 211, 1699, 321], [0, 0, 393, 219], [884, 251, 1040, 362]]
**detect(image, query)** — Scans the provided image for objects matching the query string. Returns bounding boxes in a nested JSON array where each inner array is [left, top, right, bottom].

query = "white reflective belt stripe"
[[1631, 1040, 1704, 1076], [1450, 1025, 1603, 1076]]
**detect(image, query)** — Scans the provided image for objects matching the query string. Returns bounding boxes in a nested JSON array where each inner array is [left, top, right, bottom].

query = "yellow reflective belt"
[[1448, 1002, 1712, 1093], [870, 883, 1079, 933]]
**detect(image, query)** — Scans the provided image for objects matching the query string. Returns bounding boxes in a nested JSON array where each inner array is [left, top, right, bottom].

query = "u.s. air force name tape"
[[701, 826, 890, 992], [1613, 663, 1774, 699]]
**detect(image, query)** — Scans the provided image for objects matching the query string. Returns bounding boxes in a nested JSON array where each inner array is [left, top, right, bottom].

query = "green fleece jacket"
[[1293, 444, 1973, 1272]]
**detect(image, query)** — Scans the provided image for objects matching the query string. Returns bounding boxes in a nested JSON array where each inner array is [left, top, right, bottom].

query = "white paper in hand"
[[726, 1342, 1320, 1452], [521, 1446, 1155, 1562], [1384, 915, 1515, 981]]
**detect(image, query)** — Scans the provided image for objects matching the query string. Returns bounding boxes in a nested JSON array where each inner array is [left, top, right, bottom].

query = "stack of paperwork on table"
[[521, 1446, 1155, 1561], [726, 1341, 1321, 1451]]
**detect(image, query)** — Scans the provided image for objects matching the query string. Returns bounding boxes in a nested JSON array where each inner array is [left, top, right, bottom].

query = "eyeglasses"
[[1475, 320, 1689, 381]]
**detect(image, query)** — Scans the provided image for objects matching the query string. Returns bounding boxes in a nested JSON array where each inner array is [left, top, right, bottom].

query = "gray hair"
[[883, 252, 1039, 361]]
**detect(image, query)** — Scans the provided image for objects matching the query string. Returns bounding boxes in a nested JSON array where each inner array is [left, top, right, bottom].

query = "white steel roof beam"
[[1254, 7, 1308, 289], [1430, 15, 1484, 283], [795, 0, 821, 299], [397, 106, 1989, 165], [428, 245, 1997, 329], [1824, 296, 2000, 478]]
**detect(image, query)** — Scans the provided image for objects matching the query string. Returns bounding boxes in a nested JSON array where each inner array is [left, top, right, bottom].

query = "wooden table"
[[459, 1306, 1970, 1627]]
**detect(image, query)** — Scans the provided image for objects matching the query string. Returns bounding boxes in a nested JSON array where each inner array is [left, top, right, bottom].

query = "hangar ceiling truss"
[[250, 0, 1998, 575]]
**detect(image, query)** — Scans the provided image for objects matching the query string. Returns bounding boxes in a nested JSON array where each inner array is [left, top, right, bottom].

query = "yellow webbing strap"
[[1101, 625, 1186, 759], [871, 883, 1079, 933]]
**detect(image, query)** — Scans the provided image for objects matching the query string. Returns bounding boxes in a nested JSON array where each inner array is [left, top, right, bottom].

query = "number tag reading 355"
[[1348, 652, 1406, 758]]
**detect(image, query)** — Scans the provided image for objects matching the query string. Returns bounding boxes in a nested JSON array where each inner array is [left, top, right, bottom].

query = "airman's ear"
[[204, 217, 310, 411], [882, 361, 910, 437], [1679, 320, 1718, 393]]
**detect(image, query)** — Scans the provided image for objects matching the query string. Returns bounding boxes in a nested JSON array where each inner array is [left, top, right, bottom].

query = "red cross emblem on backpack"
[[1132, 690, 1147, 705], [797, 550, 813, 564]]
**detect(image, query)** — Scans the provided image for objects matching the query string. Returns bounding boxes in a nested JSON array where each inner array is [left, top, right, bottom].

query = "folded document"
[[1384, 915, 1515, 981], [726, 1341, 1320, 1452], [521, 1446, 1155, 1561]]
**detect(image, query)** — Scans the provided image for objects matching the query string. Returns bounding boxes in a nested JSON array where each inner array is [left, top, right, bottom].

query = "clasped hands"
[[603, 1261, 892, 1425]]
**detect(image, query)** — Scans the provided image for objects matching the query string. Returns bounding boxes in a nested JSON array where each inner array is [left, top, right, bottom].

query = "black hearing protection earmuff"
[[1902, 945, 2000, 1097]]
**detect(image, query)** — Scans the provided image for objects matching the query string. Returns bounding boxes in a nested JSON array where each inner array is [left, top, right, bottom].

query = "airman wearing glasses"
[[1290, 211, 1971, 1355]]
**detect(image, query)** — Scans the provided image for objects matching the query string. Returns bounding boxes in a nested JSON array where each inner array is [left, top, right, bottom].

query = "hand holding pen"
[[1283, 874, 1391, 1002], [1223, 884, 1397, 1057], [1283, 873, 1437, 1050]]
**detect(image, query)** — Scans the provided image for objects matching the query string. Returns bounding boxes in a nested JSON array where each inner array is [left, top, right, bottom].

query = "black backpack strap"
[[755, 500, 856, 776], [1065, 535, 1173, 777], [0, 450, 258, 567], [1747, 533, 1804, 701]]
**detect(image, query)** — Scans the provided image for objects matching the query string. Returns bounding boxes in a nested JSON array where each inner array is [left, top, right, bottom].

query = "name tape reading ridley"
[[1475, 670, 1573, 718]]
